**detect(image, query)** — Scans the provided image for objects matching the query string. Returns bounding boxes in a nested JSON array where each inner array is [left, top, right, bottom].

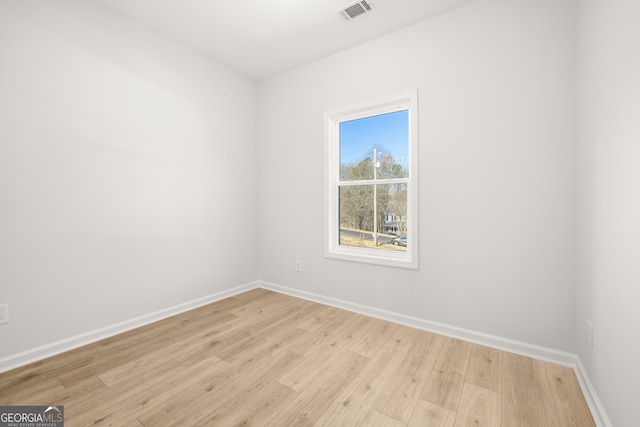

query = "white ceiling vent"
[[338, 1, 375, 22]]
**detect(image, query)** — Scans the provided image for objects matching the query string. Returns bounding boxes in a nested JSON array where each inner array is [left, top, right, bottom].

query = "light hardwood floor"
[[0, 288, 595, 426]]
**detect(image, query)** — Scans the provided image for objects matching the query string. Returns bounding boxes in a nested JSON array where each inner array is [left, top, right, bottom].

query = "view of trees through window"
[[338, 110, 409, 252]]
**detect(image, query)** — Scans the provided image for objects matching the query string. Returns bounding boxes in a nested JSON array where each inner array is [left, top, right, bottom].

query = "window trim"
[[324, 90, 419, 269]]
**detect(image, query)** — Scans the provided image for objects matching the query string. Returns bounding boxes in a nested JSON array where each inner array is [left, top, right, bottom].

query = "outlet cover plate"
[[0, 303, 8, 325]]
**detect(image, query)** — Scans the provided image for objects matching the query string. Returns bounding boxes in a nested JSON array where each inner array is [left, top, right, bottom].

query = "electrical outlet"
[[295, 260, 302, 272], [587, 320, 593, 348], [0, 303, 8, 325]]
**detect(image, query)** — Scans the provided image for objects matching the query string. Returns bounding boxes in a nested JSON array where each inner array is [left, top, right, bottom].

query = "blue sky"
[[339, 110, 409, 166]]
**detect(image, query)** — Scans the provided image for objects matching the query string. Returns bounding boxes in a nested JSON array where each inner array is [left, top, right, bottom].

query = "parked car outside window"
[[390, 235, 407, 247]]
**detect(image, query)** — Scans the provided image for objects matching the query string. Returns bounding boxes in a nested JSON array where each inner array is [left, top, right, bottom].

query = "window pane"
[[326, 90, 418, 268], [339, 110, 409, 181], [339, 183, 407, 252]]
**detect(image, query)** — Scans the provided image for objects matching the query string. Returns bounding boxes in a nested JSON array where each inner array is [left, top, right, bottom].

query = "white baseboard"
[[574, 358, 613, 427], [0, 281, 260, 374]]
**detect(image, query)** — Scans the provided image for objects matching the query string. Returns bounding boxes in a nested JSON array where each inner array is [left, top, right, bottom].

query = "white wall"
[[258, 0, 576, 352], [576, 0, 640, 425], [0, 0, 258, 359]]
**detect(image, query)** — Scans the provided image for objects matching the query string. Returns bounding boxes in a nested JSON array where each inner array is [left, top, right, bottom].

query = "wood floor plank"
[[171, 321, 260, 367], [314, 306, 356, 336], [123, 419, 145, 427], [252, 304, 308, 340], [277, 344, 345, 392], [53, 376, 113, 420], [373, 370, 425, 423], [0, 289, 595, 427], [408, 399, 457, 427], [454, 382, 501, 427], [56, 346, 145, 389], [383, 322, 421, 353], [109, 357, 229, 426], [98, 350, 184, 389], [210, 334, 268, 363], [371, 333, 444, 425], [313, 347, 406, 426], [57, 309, 231, 388], [66, 357, 190, 426], [536, 360, 595, 427], [0, 342, 105, 397], [0, 377, 66, 406], [138, 349, 298, 426], [296, 304, 348, 333], [403, 330, 446, 383], [256, 316, 308, 347], [466, 344, 503, 393], [266, 350, 368, 426], [177, 350, 302, 426], [502, 352, 550, 427], [330, 311, 379, 348], [347, 317, 393, 358], [195, 380, 298, 426], [285, 325, 349, 357], [421, 337, 473, 411], [361, 409, 406, 427]]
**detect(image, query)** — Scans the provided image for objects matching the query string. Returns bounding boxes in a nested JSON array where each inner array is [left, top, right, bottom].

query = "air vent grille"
[[338, 1, 375, 22]]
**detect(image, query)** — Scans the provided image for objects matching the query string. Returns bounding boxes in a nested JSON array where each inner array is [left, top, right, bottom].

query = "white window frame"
[[324, 90, 419, 269]]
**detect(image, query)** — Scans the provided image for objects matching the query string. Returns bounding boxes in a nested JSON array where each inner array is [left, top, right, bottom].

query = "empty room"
[[0, 0, 637, 425]]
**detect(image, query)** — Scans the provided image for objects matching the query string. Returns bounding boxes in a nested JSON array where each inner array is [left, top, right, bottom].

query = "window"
[[324, 90, 418, 269]]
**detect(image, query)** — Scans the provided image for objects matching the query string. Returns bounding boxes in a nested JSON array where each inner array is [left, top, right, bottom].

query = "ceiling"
[[94, 0, 477, 81]]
